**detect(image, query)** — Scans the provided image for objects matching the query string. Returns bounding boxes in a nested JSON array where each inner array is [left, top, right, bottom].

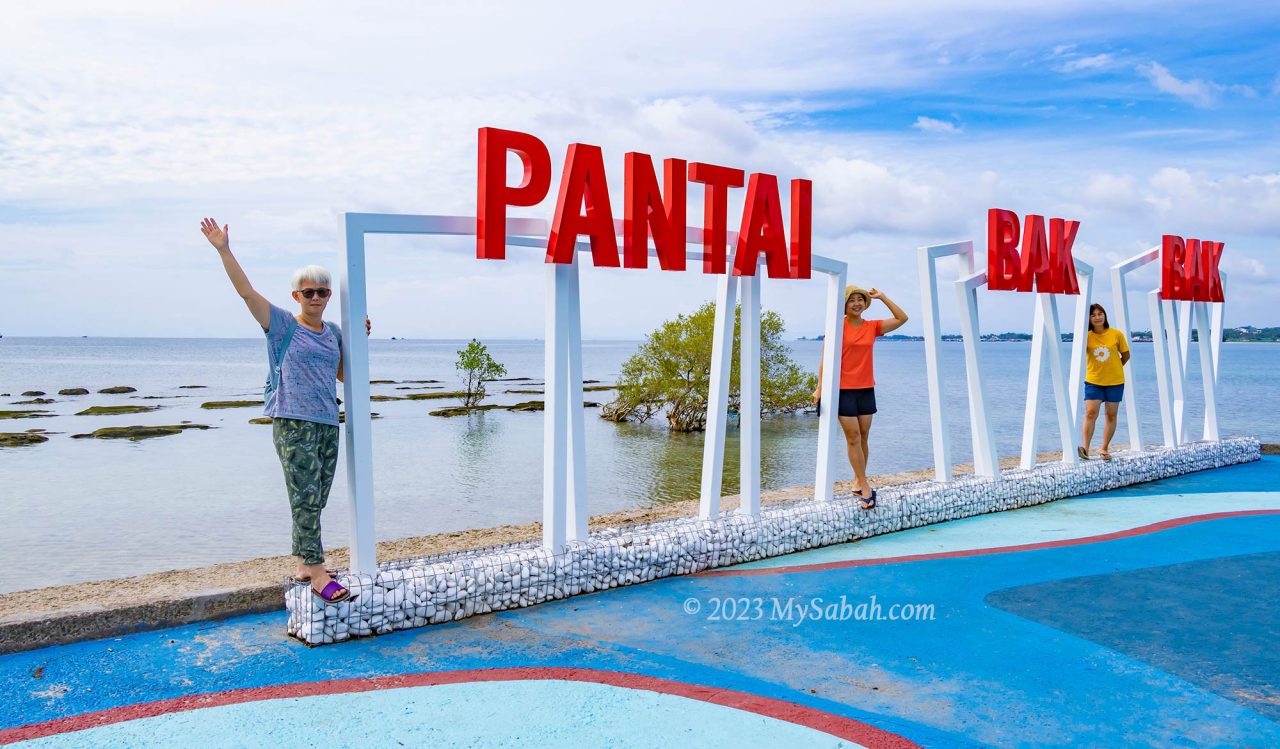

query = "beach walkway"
[[3, 456, 1279, 747]]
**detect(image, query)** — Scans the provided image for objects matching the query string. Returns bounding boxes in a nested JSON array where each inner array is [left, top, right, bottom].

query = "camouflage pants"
[[272, 418, 339, 566]]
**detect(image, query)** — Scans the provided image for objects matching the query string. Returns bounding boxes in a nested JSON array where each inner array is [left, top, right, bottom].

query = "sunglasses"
[[297, 288, 331, 299]]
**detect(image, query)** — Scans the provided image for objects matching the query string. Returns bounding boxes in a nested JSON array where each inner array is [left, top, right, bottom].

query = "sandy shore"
[[3, 443, 1273, 654]]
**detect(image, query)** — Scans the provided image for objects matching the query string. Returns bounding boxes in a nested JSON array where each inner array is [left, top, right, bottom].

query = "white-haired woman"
[[200, 217, 369, 603]]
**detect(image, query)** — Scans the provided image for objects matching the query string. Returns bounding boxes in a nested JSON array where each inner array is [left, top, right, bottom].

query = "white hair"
[[291, 265, 331, 291]]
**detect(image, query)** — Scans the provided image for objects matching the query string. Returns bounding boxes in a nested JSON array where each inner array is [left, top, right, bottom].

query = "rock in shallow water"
[[71, 424, 212, 441], [76, 405, 160, 416], [0, 433, 48, 447]]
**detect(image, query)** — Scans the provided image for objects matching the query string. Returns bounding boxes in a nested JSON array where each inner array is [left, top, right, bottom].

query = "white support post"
[[956, 271, 1001, 480], [1210, 273, 1227, 384], [738, 272, 761, 517], [1110, 247, 1159, 453], [564, 257, 588, 541], [813, 264, 846, 501], [1068, 260, 1094, 428], [1172, 294, 1187, 440], [1177, 301, 1193, 373], [1020, 297, 1049, 470], [1148, 291, 1176, 448], [699, 273, 738, 519], [1204, 272, 1227, 439], [1020, 293, 1078, 469], [340, 215, 377, 576], [918, 241, 974, 482], [1194, 301, 1220, 441], [1042, 294, 1077, 464], [542, 263, 569, 550]]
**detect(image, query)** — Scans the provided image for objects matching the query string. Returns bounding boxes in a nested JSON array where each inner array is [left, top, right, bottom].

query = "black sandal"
[[858, 489, 878, 510]]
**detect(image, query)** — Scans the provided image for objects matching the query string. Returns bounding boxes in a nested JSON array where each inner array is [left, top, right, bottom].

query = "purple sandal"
[[312, 580, 350, 603]]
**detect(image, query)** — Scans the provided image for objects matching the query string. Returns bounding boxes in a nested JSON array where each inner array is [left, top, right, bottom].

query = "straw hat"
[[845, 285, 870, 306]]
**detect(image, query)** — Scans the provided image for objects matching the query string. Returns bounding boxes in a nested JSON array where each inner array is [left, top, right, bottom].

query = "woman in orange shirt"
[[813, 285, 909, 509]]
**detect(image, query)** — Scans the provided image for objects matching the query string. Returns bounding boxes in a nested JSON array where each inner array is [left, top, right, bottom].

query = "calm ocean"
[[1, 336, 1275, 593]]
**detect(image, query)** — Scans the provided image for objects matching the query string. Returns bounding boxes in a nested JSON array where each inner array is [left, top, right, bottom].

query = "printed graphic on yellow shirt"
[[1085, 328, 1128, 386]]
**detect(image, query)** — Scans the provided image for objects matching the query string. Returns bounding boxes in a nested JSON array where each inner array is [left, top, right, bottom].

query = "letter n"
[[623, 153, 686, 271]]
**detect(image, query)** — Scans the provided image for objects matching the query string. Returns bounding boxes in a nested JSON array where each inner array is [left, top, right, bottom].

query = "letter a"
[[547, 143, 621, 267], [1017, 214, 1049, 292], [733, 173, 792, 278], [1186, 238, 1207, 301]]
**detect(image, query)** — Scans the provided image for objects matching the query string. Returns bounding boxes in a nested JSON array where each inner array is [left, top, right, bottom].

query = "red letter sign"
[[623, 153, 686, 271], [689, 162, 745, 274], [546, 143, 620, 267], [1162, 235, 1189, 300], [733, 173, 792, 279], [1017, 214, 1049, 292], [987, 208, 1022, 291], [1202, 241, 1225, 302], [789, 179, 812, 279], [988, 208, 1079, 294], [1047, 217, 1080, 295], [1163, 235, 1226, 302], [477, 128, 551, 260]]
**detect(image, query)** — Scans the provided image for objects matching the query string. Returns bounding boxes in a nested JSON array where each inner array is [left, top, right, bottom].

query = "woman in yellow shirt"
[[1081, 303, 1130, 461]]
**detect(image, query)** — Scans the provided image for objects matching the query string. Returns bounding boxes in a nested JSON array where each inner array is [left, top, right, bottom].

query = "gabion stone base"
[[287, 437, 1261, 645]]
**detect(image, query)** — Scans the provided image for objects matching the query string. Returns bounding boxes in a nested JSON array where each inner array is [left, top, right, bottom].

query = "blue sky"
[[1, 1, 1276, 339]]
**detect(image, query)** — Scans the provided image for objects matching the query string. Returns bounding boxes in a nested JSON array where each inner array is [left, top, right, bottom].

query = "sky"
[[1, 1, 1277, 340]]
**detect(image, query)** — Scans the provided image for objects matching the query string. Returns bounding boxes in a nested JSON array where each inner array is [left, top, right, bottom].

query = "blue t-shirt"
[[263, 304, 341, 426]]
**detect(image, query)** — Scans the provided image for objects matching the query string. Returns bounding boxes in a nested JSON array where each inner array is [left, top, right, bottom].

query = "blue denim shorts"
[[1084, 382, 1124, 403]]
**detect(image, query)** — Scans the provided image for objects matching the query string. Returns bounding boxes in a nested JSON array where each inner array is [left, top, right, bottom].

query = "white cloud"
[[1137, 62, 1222, 108], [913, 116, 963, 135], [2, 2, 1279, 335], [805, 156, 992, 236], [1059, 53, 1114, 72]]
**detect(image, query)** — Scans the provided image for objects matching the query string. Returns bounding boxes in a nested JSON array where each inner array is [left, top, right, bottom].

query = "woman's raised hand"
[[867, 288, 883, 300], [200, 217, 230, 252]]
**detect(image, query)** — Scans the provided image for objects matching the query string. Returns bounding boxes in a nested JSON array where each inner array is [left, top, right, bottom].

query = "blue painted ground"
[[3, 457, 1280, 748]]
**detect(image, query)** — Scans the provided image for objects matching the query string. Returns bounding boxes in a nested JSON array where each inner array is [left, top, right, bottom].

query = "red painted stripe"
[[702, 509, 1280, 577], [0, 667, 919, 748]]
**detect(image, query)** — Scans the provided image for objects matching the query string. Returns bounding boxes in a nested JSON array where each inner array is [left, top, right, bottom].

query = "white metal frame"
[[917, 241, 975, 482], [955, 268, 1002, 479], [1112, 248, 1226, 449], [1018, 259, 1093, 469], [1110, 246, 1158, 451], [339, 213, 847, 574]]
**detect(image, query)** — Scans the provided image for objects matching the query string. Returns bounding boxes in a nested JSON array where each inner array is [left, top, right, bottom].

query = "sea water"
[[0, 336, 1274, 592]]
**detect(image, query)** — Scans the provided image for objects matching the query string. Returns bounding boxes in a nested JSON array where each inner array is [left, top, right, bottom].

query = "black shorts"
[[818, 387, 877, 417]]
